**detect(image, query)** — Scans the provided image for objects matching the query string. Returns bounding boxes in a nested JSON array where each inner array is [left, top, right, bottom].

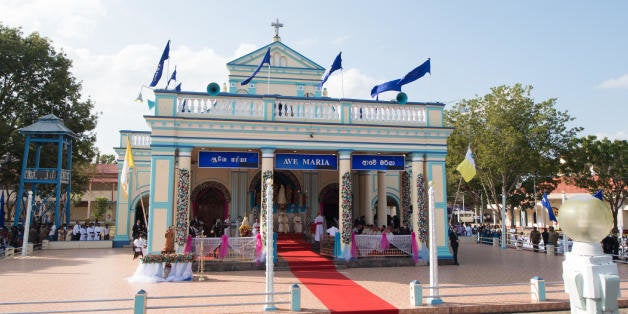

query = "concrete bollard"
[[291, 284, 301, 311], [410, 280, 422, 306], [5, 247, 14, 257], [492, 237, 499, 247], [530, 276, 546, 302], [134, 289, 147, 314]]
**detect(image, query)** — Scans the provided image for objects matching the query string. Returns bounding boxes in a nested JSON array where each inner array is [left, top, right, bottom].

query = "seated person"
[[133, 234, 147, 257]]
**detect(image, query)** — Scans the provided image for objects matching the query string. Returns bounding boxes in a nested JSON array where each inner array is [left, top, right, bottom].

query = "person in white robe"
[[86, 223, 95, 241], [94, 223, 103, 240], [293, 215, 303, 233], [133, 235, 147, 256], [252, 219, 260, 235], [314, 212, 324, 242], [79, 224, 87, 241]]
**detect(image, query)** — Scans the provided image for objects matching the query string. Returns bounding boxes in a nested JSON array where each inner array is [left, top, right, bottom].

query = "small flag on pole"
[[541, 193, 557, 222], [592, 189, 603, 200], [121, 140, 135, 197], [241, 47, 271, 86], [398, 59, 430, 87], [456, 146, 477, 182], [166, 66, 177, 89], [318, 52, 342, 87], [370, 79, 402, 99], [149, 40, 171, 87]]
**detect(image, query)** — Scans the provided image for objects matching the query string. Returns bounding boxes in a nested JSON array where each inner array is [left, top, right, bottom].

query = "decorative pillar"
[[175, 147, 192, 252], [377, 171, 387, 228], [410, 153, 424, 247], [147, 147, 176, 254], [260, 148, 275, 245], [338, 150, 352, 257]]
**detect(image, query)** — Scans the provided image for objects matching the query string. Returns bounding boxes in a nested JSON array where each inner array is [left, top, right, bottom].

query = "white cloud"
[[0, 0, 105, 41], [324, 68, 376, 100], [598, 74, 628, 89], [63, 43, 231, 154]]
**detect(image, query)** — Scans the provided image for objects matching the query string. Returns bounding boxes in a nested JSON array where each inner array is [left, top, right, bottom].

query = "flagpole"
[[449, 177, 463, 225], [341, 68, 345, 99], [267, 63, 270, 95]]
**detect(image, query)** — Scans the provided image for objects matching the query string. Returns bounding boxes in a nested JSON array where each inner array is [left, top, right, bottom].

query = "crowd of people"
[[0, 221, 112, 255]]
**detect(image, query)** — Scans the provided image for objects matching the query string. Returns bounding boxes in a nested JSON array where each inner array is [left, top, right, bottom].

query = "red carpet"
[[277, 235, 398, 314]]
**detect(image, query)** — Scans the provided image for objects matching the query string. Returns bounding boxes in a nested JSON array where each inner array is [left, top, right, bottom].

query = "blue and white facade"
[[114, 34, 453, 259]]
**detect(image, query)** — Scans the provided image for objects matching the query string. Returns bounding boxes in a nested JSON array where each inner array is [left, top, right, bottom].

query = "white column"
[[338, 150, 352, 256], [377, 171, 387, 228], [364, 172, 374, 225], [426, 182, 442, 304]]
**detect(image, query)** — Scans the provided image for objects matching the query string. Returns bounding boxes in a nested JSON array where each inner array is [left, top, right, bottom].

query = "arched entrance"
[[133, 194, 150, 226], [190, 181, 231, 237], [372, 194, 401, 228], [248, 170, 302, 215], [319, 183, 339, 226]]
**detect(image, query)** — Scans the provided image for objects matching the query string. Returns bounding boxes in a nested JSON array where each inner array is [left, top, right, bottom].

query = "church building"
[[113, 22, 453, 260]]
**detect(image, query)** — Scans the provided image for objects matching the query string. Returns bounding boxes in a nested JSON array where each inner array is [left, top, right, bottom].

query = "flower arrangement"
[[239, 224, 252, 237], [401, 171, 411, 228], [341, 172, 353, 244], [141, 253, 194, 264], [175, 169, 190, 246], [416, 174, 428, 243], [260, 170, 273, 246]]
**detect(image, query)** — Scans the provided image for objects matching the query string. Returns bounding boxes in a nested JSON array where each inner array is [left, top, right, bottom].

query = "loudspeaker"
[[207, 82, 220, 96]]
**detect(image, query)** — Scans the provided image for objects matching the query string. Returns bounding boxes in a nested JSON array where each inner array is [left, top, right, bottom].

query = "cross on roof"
[[271, 18, 283, 41]]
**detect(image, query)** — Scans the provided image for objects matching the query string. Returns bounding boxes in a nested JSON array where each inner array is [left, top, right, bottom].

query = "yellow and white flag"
[[121, 140, 135, 197], [456, 146, 476, 182]]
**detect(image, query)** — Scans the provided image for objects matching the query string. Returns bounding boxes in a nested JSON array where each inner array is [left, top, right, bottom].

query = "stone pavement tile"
[[0, 237, 627, 313]]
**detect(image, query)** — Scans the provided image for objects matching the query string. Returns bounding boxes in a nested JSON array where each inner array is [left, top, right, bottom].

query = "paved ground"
[[1, 237, 627, 313]]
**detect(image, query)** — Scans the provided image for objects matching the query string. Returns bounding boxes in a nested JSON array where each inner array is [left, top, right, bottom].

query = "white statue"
[[293, 214, 303, 233]]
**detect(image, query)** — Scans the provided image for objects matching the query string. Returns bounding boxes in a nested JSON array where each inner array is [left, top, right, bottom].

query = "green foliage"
[[445, 84, 581, 224], [98, 154, 116, 164], [93, 197, 109, 221], [0, 24, 98, 197], [560, 136, 627, 229]]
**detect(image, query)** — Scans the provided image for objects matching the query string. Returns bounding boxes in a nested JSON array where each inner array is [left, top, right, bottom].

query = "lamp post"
[[264, 178, 277, 311]]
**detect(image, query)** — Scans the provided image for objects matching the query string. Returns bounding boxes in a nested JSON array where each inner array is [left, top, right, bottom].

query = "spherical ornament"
[[557, 195, 612, 242]]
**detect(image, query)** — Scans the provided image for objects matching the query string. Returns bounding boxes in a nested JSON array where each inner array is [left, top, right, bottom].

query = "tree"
[[0, 24, 98, 216], [98, 154, 117, 164], [445, 84, 581, 226], [93, 197, 109, 222], [560, 136, 627, 230]]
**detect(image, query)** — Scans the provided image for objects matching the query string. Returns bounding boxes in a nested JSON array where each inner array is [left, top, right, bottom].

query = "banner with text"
[[351, 154, 405, 171], [275, 153, 338, 170], [198, 151, 259, 168]]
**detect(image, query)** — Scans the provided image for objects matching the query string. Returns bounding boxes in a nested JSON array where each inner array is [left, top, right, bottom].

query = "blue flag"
[[167, 66, 177, 88], [241, 47, 271, 86], [149, 40, 171, 87], [398, 59, 430, 87], [370, 79, 401, 99], [541, 193, 557, 222], [592, 189, 603, 200], [0, 190, 5, 227], [318, 52, 342, 87], [174, 83, 181, 92]]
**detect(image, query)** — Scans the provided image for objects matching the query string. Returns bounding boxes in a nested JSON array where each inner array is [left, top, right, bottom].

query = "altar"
[[128, 254, 194, 283]]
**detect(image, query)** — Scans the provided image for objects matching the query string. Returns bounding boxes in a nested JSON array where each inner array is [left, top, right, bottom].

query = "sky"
[[1, 1, 626, 156]]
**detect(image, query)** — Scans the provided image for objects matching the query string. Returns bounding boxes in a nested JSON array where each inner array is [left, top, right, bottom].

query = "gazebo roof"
[[19, 114, 77, 138]]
